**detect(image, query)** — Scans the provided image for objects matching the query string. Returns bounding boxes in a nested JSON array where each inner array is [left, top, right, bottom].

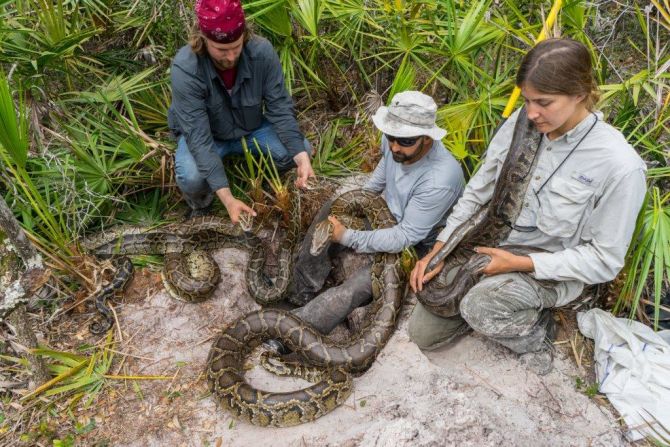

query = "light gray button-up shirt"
[[437, 109, 647, 306], [340, 136, 465, 253]]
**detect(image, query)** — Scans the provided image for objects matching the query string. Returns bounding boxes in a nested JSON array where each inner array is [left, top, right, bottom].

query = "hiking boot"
[[519, 310, 556, 376], [262, 339, 291, 356], [543, 310, 557, 342], [519, 342, 554, 376], [644, 289, 670, 329]]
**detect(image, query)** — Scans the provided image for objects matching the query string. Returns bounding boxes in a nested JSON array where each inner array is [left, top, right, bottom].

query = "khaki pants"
[[408, 271, 558, 354]]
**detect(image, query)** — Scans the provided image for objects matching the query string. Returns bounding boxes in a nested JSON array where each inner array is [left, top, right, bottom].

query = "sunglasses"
[[385, 134, 421, 147]]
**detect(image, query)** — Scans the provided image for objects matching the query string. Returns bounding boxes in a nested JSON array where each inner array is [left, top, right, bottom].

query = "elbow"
[[597, 260, 624, 284], [588, 248, 625, 284], [391, 234, 415, 254]]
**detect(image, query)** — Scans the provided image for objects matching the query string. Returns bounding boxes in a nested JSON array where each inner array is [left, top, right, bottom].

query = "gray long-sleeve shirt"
[[168, 36, 306, 191], [340, 136, 465, 253], [437, 109, 647, 306]]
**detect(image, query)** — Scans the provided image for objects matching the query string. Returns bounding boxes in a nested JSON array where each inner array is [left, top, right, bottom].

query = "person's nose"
[[526, 103, 541, 121]]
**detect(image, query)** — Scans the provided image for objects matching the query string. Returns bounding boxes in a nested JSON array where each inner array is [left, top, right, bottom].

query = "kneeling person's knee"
[[459, 289, 490, 334], [408, 303, 466, 350]]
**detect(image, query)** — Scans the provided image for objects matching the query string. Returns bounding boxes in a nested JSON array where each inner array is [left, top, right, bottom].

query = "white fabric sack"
[[577, 308, 670, 442]]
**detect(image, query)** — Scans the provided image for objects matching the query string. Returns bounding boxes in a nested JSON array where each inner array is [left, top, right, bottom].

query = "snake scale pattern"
[[80, 173, 343, 335], [206, 189, 406, 427], [416, 107, 554, 316], [82, 180, 301, 334]]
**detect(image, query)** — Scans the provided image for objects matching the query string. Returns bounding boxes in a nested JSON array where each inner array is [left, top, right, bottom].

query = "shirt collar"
[[236, 43, 253, 81], [561, 110, 603, 143]]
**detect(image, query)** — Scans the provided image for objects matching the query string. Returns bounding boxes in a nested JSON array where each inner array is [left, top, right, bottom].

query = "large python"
[[416, 107, 553, 316], [82, 180, 304, 334], [206, 189, 406, 427]]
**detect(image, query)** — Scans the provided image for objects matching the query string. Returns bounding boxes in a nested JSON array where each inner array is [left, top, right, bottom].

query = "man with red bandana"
[[168, 0, 315, 222]]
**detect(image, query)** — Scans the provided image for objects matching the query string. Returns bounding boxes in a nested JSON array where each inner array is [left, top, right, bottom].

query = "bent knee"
[[175, 172, 208, 195], [460, 289, 496, 336], [407, 304, 462, 350]]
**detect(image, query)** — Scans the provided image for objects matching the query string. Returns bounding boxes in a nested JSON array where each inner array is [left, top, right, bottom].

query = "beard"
[[212, 56, 239, 70], [391, 141, 424, 163], [392, 152, 410, 163]]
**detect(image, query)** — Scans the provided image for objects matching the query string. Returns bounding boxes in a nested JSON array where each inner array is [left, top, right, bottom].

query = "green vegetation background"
[[0, 0, 668, 332]]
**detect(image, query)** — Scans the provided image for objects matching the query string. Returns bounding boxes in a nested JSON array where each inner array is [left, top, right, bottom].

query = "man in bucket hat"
[[264, 91, 465, 354], [168, 0, 315, 222]]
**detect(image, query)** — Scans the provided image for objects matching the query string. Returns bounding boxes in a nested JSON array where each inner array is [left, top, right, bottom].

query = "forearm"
[[263, 53, 305, 156], [340, 226, 412, 254], [476, 247, 535, 276], [529, 245, 619, 284], [424, 240, 445, 261], [293, 151, 311, 168], [215, 187, 235, 207], [510, 255, 534, 273], [171, 74, 229, 190]]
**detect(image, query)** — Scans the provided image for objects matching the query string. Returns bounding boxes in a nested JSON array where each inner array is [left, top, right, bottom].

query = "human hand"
[[328, 215, 346, 243], [474, 247, 534, 275], [293, 152, 316, 189], [216, 188, 257, 225], [409, 255, 444, 293]]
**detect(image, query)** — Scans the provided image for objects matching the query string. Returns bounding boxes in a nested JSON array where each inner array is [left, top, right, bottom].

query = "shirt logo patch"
[[576, 174, 594, 185]]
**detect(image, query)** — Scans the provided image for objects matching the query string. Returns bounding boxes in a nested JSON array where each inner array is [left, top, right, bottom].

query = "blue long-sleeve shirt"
[[340, 136, 465, 253]]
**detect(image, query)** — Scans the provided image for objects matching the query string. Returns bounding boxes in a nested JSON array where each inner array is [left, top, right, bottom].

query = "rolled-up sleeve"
[[529, 168, 647, 283], [341, 185, 462, 253], [261, 48, 306, 157], [171, 66, 229, 190]]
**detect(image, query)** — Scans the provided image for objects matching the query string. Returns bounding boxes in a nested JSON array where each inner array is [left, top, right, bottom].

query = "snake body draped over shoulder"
[[206, 189, 406, 427], [416, 107, 554, 317]]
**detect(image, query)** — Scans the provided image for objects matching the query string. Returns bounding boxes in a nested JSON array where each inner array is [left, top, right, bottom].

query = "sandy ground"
[[73, 176, 626, 446], [81, 244, 626, 447]]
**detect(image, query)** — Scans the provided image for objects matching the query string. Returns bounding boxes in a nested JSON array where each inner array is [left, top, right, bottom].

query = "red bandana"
[[196, 0, 245, 44]]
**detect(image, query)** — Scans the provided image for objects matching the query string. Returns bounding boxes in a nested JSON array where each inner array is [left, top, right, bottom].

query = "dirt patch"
[[78, 280, 625, 447]]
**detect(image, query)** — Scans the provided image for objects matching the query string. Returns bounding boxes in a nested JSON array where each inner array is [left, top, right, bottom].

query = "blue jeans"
[[174, 120, 309, 210]]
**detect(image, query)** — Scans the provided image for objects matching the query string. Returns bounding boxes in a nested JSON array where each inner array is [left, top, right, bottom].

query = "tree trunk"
[[0, 195, 51, 386], [6, 306, 50, 385]]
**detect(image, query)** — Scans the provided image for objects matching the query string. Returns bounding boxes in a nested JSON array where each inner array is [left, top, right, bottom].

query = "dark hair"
[[189, 26, 253, 56], [516, 38, 600, 110]]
